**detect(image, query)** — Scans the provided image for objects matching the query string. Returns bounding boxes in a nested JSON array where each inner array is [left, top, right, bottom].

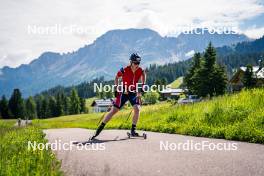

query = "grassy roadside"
[[0, 120, 62, 175], [33, 88, 264, 144]]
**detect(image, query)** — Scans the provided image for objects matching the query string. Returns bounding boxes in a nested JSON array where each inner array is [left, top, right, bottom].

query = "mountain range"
[[0, 28, 250, 97]]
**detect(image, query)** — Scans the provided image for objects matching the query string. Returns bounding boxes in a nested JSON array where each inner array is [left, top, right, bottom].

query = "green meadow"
[[0, 120, 62, 176]]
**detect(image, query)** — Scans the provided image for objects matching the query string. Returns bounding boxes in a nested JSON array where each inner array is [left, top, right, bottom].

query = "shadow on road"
[[72, 136, 143, 145]]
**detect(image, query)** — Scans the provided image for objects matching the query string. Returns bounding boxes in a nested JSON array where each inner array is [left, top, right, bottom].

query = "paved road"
[[44, 128, 264, 176]]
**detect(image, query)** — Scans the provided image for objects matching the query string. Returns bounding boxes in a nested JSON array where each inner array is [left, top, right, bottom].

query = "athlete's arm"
[[115, 68, 123, 86], [137, 70, 146, 97], [114, 75, 119, 86], [141, 70, 146, 85], [115, 69, 123, 94]]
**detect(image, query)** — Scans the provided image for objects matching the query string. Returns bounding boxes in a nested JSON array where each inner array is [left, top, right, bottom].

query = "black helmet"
[[130, 53, 141, 62]]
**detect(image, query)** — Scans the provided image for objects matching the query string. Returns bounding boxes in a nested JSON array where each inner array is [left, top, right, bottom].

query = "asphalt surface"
[[44, 128, 264, 176]]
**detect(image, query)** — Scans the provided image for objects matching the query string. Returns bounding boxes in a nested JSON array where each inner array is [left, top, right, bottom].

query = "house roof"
[[91, 99, 113, 107], [240, 66, 264, 79], [240, 66, 260, 73], [230, 66, 264, 83], [256, 67, 264, 78]]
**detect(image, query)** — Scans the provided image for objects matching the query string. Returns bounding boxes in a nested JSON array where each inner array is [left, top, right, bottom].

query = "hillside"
[[35, 36, 264, 99], [216, 36, 264, 74]]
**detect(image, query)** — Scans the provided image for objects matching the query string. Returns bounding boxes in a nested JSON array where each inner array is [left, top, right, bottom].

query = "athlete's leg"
[[91, 106, 119, 139], [128, 93, 141, 136], [91, 93, 128, 139], [102, 106, 119, 123], [132, 104, 140, 125], [131, 104, 140, 135]]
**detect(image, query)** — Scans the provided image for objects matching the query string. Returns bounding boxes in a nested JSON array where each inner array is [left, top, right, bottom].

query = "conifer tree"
[[8, 89, 25, 118], [0, 95, 10, 119], [25, 96, 37, 119], [69, 88, 81, 114]]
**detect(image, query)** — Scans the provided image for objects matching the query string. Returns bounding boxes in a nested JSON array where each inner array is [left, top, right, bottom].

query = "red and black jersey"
[[116, 66, 144, 89]]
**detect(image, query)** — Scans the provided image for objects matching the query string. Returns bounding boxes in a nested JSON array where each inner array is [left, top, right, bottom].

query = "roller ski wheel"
[[142, 133, 147, 139], [127, 132, 147, 139], [127, 132, 131, 138]]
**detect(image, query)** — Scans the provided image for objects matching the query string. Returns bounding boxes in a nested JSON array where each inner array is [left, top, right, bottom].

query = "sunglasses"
[[133, 62, 140, 65]]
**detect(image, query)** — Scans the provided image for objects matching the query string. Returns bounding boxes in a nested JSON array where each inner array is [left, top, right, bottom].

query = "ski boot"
[[130, 130, 139, 137]]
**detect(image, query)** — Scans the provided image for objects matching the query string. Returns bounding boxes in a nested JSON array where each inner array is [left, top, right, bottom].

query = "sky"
[[0, 0, 264, 68]]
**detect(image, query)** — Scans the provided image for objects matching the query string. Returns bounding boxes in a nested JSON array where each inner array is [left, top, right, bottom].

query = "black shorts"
[[113, 92, 140, 109]]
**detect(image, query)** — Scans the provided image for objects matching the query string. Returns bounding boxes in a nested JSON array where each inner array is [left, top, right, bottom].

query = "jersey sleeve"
[[139, 68, 144, 76], [116, 67, 124, 77]]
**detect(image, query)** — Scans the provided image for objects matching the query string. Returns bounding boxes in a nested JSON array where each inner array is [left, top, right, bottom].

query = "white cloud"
[[0, 0, 264, 68], [185, 50, 195, 58], [244, 27, 264, 39], [0, 50, 33, 67]]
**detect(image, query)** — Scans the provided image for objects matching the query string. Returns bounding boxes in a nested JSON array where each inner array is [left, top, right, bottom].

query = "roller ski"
[[127, 130, 147, 139], [72, 130, 101, 145]]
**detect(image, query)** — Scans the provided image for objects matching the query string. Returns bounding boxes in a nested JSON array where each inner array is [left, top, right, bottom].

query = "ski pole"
[[125, 109, 133, 122], [138, 96, 142, 106], [124, 96, 141, 123], [119, 109, 133, 128], [96, 103, 112, 126], [97, 112, 106, 126]]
